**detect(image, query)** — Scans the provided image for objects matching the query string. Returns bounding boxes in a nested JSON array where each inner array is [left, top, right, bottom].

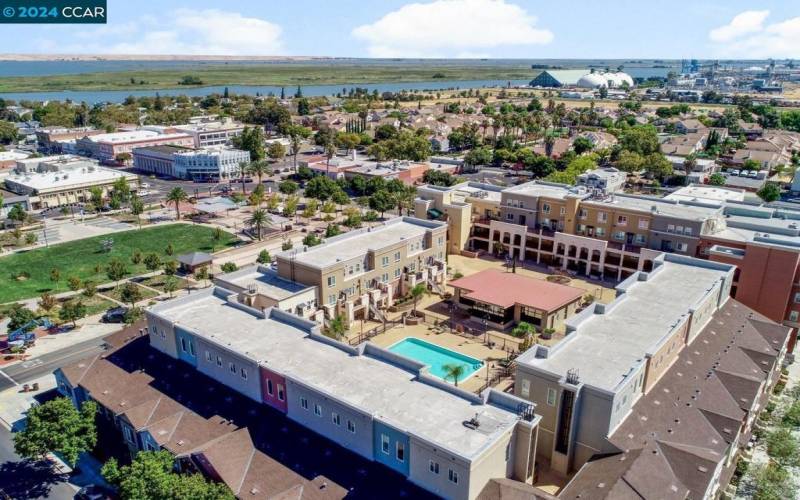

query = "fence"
[[347, 319, 401, 346], [416, 313, 524, 355]]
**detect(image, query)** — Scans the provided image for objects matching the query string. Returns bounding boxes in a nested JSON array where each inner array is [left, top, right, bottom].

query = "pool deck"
[[369, 323, 513, 393]]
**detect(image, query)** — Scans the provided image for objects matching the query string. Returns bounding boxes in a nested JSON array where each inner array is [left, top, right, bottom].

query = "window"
[[429, 461, 440, 474], [381, 434, 390, 454], [638, 219, 649, 230], [205, 351, 212, 362], [635, 234, 646, 245], [596, 227, 606, 237], [794, 293, 800, 304], [314, 404, 322, 417], [684, 227, 693, 235], [790, 311, 799, 322], [267, 380, 274, 396], [579, 209, 588, 219], [278, 385, 285, 401], [577, 224, 585, 233], [519, 202, 525, 209], [521, 379, 530, 398], [332, 412, 341, 426], [123, 425, 134, 443], [547, 387, 557, 406], [614, 231, 625, 241], [189, 342, 194, 356], [382, 273, 389, 283], [327, 276, 336, 287], [617, 215, 627, 226], [676, 242, 688, 252], [597, 212, 608, 223], [506, 213, 514, 221], [394, 268, 401, 278], [240, 368, 247, 380], [542, 203, 551, 214], [347, 420, 356, 433], [300, 397, 308, 410], [229, 362, 236, 374], [667, 224, 675, 233], [180, 337, 187, 352], [396, 442, 405, 462], [382, 256, 389, 267], [216, 356, 223, 367], [448, 469, 459, 484], [560, 207, 566, 215], [394, 251, 401, 262], [409, 262, 416, 272], [328, 294, 336, 305]]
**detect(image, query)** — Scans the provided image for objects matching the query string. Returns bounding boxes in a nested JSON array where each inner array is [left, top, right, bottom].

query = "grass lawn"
[[0, 223, 238, 303], [101, 283, 160, 304], [62, 295, 116, 317], [136, 274, 191, 294]]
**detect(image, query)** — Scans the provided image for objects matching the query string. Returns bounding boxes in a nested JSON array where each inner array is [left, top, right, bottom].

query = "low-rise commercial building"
[[575, 167, 625, 194], [36, 126, 102, 153], [77, 129, 195, 163], [3, 155, 138, 210], [146, 288, 541, 500], [276, 217, 448, 325], [450, 269, 584, 331], [174, 119, 245, 148], [132, 145, 250, 180], [514, 254, 789, 499]]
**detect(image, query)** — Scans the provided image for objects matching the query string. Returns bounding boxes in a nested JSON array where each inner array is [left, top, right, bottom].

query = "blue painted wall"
[[373, 420, 410, 476], [174, 326, 198, 367]]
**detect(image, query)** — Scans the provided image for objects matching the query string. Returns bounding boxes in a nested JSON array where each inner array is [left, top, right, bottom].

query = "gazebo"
[[176, 251, 213, 273]]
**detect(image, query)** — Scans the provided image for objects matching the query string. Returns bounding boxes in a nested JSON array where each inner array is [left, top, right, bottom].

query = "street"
[[0, 424, 76, 500], [0, 337, 108, 393]]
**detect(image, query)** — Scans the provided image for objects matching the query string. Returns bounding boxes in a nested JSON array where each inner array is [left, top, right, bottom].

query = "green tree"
[[83, 281, 97, 298], [67, 276, 82, 292], [708, 173, 726, 186], [165, 243, 174, 256], [7, 204, 27, 223], [267, 141, 286, 163], [221, 262, 238, 273], [410, 283, 428, 315], [144, 253, 162, 272], [302, 198, 318, 221], [246, 160, 271, 185], [119, 282, 143, 308], [754, 463, 796, 500], [325, 223, 341, 238], [766, 427, 800, 466], [619, 125, 660, 156], [0, 120, 18, 144], [368, 190, 394, 219], [112, 176, 131, 203], [278, 180, 298, 195], [163, 275, 179, 298], [59, 300, 87, 327], [14, 397, 97, 467], [283, 195, 299, 219], [163, 260, 178, 276], [285, 124, 312, 171], [757, 183, 781, 202], [443, 364, 466, 387], [326, 315, 346, 340], [102, 450, 235, 500], [304, 176, 340, 201], [106, 258, 128, 286], [131, 249, 143, 265], [257, 249, 271, 264], [303, 233, 322, 247], [616, 150, 644, 173], [130, 194, 144, 229], [89, 186, 104, 211], [8, 304, 36, 332], [166, 187, 188, 221], [50, 267, 61, 285], [643, 153, 673, 181], [39, 292, 57, 312], [247, 209, 270, 240], [572, 136, 594, 155], [232, 126, 266, 162]]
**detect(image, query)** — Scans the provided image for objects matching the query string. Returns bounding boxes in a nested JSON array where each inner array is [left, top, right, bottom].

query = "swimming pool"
[[388, 337, 484, 383]]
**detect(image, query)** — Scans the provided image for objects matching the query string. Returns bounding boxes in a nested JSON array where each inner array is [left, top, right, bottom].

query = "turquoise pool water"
[[388, 338, 484, 383]]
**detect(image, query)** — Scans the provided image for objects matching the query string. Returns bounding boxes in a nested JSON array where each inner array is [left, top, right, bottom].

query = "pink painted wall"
[[259, 366, 288, 413]]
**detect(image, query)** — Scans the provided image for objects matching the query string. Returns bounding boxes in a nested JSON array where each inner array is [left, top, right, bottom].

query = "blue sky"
[[3, 0, 799, 59]]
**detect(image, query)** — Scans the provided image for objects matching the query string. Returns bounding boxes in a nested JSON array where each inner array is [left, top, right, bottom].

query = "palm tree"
[[324, 141, 337, 176], [247, 160, 271, 185], [443, 364, 466, 387], [247, 209, 269, 240], [683, 154, 697, 181], [166, 187, 188, 221], [410, 283, 428, 315]]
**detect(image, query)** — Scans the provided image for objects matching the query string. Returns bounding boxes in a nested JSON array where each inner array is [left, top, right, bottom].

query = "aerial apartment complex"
[[416, 179, 800, 337], [513, 254, 790, 498], [275, 217, 448, 326], [145, 287, 541, 500]]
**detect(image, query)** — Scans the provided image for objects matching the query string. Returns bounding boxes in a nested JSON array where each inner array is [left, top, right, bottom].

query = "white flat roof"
[[0, 151, 30, 162], [583, 194, 721, 220], [518, 258, 731, 392], [281, 217, 445, 269], [6, 164, 137, 191], [504, 181, 579, 200], [666, 185, 745, 204], [87, 130, 191, 143], [216, 265, 314, 301], [151, 290, 522, 459]]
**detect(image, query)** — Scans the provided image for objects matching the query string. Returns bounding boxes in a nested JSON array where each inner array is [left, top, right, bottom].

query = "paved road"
[[0, 337, 108, 392], [0, 425, 76, 500]]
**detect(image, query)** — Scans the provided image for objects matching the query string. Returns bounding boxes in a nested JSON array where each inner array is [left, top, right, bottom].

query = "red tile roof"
[[449, 269, 585, 311]]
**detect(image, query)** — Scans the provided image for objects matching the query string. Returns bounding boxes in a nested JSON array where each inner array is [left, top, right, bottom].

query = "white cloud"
[[37, 9, 283, 55], [709, 11, 800, 58], [709, 10, 769, 42], [352, 0, 553, 58]]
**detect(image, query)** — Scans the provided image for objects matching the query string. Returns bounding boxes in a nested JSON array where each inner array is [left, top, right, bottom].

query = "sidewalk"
[[0, 373, 55, 431]]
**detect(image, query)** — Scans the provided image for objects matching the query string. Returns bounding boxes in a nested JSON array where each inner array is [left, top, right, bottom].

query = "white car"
[[140, 182, 150, 188], [730, 169, 740, 176]]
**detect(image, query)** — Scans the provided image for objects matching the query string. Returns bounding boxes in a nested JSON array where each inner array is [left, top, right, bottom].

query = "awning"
[[427, 208, 443, 219]]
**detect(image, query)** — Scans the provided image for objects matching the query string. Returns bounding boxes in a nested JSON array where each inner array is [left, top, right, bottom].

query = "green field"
[[0, 63, 535, 92], [0, 224, 238, 303]]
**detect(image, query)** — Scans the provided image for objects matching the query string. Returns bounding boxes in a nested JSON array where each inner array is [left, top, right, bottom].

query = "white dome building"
[[576, 71, 634, 89]]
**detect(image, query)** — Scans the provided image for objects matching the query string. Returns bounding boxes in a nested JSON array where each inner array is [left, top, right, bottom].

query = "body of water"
[[0, 79, 534, 104]]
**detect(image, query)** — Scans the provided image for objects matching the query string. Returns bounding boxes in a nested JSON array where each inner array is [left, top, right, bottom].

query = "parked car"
[[75, 485, 116, 500], [101, 307, 128, 324], [730, 169, 740, 176]]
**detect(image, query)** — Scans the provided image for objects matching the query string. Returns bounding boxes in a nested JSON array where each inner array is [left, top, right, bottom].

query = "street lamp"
[[482, 317, 488, 345]]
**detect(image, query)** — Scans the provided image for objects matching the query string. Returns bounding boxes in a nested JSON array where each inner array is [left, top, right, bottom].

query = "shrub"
[[221, 262, 238, 273]]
